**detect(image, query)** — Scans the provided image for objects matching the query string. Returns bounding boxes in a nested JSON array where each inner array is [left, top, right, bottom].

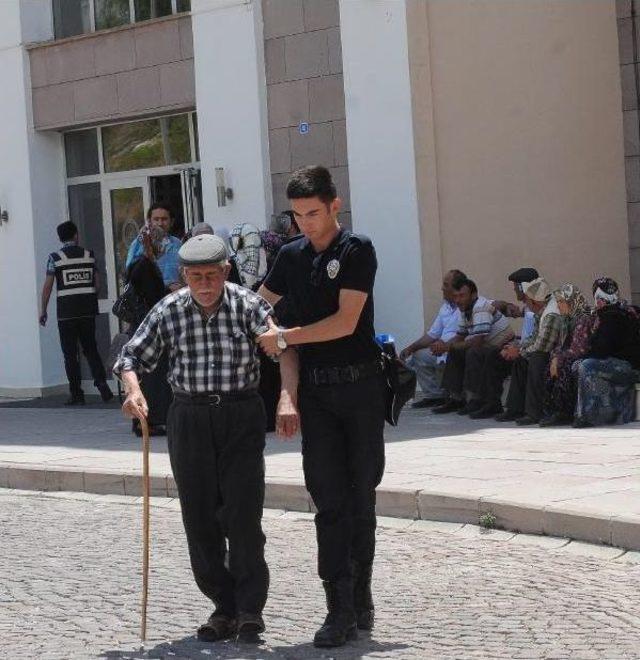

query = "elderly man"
[[113, 234, 299, 643], [496, 277, 563, 425], [400, 269, 466, 407], [492, 267, 539, 345]]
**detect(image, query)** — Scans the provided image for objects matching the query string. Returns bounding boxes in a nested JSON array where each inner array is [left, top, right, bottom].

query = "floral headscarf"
[[553, 283, 588, 317], [592, 277, 620, 306]]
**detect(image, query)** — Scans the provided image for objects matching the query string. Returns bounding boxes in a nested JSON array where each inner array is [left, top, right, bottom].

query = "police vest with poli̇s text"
[[50, 246, 99, 320]]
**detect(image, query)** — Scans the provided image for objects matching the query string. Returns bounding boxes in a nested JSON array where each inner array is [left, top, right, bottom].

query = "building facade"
[[0, 0, 633, 396]]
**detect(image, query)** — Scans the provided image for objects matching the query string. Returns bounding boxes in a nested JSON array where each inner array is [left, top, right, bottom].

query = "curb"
[[1, 463, 638, 551]]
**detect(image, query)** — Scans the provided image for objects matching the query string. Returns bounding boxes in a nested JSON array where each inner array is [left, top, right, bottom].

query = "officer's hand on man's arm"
[[121, 371, 149, 421]]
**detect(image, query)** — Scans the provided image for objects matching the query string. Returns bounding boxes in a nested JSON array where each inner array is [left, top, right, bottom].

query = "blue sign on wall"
[[299, 122, 310, 135]]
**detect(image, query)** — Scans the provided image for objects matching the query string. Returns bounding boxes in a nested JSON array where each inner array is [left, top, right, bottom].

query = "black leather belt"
[[304, 359, 384, 386], [173, 389, 258, 406]]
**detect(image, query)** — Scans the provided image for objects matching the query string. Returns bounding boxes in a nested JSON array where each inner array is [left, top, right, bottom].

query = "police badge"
[[326, 259, 340, 280]]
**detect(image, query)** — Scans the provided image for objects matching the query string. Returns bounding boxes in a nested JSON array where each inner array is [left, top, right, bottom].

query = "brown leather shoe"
[[197, 613, 236, 642], [236, 612, 265, 643]]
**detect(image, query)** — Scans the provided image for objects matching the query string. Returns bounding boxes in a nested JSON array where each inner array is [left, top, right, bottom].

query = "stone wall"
[[28, 14, 194, 130], [263, 0, 350, 225], [617, 0, 640, 302]]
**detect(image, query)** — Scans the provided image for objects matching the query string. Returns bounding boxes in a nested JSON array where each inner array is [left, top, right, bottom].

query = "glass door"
[[102, 177, 150, 337]]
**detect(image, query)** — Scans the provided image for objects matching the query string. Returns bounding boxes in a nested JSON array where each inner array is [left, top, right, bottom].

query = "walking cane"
[[139, 415, 151, 642]]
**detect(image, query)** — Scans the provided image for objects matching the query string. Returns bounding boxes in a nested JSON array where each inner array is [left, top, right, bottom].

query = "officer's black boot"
[[352, 561, 374, 631], [313, 579, 358, 648]]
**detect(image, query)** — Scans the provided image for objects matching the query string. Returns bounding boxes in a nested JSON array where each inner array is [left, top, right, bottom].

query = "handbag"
[[112, 282, 147, 325], [382, 352, 417, 426]]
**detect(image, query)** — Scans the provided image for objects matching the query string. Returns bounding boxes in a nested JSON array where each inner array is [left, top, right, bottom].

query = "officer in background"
[[258, 165, 386, 649], [39, 221, 113, 405]]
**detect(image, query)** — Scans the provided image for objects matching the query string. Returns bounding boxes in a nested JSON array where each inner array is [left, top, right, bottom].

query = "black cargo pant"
[[167, 393, 269, 616], [57, 317, 107, 396], [505, 352, 550, 420], [299, 374, 386, 583]]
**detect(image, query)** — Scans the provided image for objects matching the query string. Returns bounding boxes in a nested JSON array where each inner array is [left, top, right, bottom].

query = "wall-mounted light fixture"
[[215, 167, 234, 207], [0, 206, 8, 224]]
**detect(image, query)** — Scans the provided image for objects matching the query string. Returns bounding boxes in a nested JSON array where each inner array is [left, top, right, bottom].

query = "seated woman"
[[540, 284, 592, 427], [125, 229, 173, 436], [572, 277, 640, 428]]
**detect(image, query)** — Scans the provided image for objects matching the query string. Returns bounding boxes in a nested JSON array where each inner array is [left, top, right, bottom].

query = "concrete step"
[[1, 462, 638, 552]]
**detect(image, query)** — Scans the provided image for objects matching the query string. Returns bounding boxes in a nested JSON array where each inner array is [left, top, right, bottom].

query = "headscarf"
[[554, 283, 588, 317], [592, 277, 620, 306]]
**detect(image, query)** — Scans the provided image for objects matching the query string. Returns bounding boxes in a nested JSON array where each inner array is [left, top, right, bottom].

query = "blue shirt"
[[521, 309, 536, 345], [427, 301, 461, 364], [125, 234, 181, 287]]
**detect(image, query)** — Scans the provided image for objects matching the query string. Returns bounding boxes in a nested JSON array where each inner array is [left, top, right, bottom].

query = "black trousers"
[[464, 345, 511, 404], [441, 345, 467, 399], [167, 394, 269, 616], [57, 317, 107, 396], [442, 344, 510, 403], [299, 374, 386, 583], [505, 352, 550, 420]]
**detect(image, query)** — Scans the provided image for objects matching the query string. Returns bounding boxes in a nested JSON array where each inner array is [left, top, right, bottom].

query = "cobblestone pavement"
[[2, 490, 640, 660]]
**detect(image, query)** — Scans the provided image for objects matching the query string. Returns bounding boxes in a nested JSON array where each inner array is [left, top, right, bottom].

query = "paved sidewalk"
[[1, 401, 639, 549], [3, 490, 640, 659]]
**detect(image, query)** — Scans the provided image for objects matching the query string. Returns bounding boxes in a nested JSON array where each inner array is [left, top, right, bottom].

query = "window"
[[94, 0, 131, 30], [64, 130, 100, 178], [53, 0, 191, 39], [52, 0, 91, 39], [102, 114, 192, 172], [134, 0, 173, 21]]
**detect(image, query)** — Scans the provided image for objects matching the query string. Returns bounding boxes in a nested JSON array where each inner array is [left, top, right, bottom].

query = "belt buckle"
[[209, 394, 222, 405]]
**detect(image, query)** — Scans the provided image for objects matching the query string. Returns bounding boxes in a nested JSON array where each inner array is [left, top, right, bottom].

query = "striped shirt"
[[113, 282, 273, 393], [458, 295, 514, 347]]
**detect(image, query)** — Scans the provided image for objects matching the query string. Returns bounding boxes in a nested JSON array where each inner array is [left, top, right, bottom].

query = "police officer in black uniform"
[[258, 165, 386, 649], [40, 221, 113, 405]]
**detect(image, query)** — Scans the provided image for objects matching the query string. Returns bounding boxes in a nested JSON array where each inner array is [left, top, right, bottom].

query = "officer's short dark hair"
[[452, 277, 477, 295], [147, 201, 173, 220], [286, 166, 337, 205], [57, 221, 78, 242], [447, 269, 467, 281]]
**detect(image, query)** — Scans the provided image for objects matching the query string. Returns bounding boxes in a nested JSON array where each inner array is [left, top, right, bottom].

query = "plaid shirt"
[[520, 299, 563, 356], [113, 283, 273, 393]]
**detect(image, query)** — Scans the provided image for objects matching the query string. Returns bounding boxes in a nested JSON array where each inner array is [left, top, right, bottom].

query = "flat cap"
[[508, 267, 539, 283], [522, 277, 551, 302], [179, 234, 228, 266]]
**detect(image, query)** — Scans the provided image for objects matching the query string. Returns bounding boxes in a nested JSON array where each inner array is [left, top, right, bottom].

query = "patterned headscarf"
[[592, 277, 619, 305], [554, 283, 588, 317]]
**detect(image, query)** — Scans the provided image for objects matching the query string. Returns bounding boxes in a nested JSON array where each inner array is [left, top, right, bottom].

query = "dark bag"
[[112, 283, 146, 325], [382, 352, 417, 426]]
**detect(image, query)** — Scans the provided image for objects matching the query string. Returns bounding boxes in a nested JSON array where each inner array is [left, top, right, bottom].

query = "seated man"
[[433, 277, 515, 415], [493, 267, 539, 345], [400, 269, 466, 407], [496, 277, 563, 425]]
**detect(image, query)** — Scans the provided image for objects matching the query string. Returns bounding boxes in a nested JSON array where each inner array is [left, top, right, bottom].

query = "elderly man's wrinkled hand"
[[276, 392, 299, 439], [122, 389, 149, 421]]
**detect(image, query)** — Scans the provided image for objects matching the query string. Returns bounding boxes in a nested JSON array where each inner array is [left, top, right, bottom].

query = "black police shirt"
[[263, 228, 381, 368]]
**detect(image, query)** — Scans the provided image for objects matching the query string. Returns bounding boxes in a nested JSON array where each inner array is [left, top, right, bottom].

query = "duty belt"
[[172, 389, 258, 406], [304, 359, 384, 386]]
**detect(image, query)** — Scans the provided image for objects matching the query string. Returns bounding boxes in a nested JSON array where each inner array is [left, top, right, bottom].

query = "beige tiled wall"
[[263, 0, 350, 226], [29, 15, 194, 130], [617, 0, 640, 302]]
